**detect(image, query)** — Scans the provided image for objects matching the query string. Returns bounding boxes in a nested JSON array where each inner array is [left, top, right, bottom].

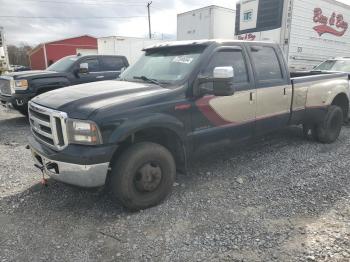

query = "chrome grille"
[[28, 102, 68, 150], [0, 78, 11, 96]]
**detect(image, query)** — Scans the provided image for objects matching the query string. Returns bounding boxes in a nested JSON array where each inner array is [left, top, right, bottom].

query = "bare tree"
[[7, 43, 32, 67]]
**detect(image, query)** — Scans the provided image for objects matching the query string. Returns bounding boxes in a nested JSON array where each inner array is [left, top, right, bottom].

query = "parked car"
[[312, 58, 350, 76], [28, 40, 349, 210], [0, 55, 129, 115], [10, 65, 31, 72]]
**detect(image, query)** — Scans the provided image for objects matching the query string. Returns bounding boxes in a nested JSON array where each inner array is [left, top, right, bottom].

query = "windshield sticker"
[[172, 56, 194, 64]]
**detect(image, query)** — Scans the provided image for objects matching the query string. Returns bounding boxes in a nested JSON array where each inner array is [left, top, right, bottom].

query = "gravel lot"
[[0, 106, 349, 262]]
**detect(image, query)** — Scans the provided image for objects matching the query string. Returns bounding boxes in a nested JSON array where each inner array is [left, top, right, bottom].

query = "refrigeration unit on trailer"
[[235, 0, 350, 71], [98, 36, 164, 65], [177, 5, 236, 40]]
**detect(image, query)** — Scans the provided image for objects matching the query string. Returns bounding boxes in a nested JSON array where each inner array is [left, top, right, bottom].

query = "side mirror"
[[78, 63, 89, 74], [197, 66, 235, 96]]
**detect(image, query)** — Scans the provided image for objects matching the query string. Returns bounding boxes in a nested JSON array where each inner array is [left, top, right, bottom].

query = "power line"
[[9, 0, 154, 5], [0, 15, 147, 19]]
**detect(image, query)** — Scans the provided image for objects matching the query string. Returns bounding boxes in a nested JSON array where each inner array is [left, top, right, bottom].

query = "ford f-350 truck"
[[28, 40, 349, 210]]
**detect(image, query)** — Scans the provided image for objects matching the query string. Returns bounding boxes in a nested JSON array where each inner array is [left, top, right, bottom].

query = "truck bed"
[[289, 72, 350, 125]]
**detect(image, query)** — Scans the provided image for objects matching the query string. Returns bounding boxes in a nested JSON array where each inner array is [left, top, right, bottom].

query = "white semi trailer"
[[177, 5, 236, 41], [98, 36, 164, 65], [236, 0, 350, 71]]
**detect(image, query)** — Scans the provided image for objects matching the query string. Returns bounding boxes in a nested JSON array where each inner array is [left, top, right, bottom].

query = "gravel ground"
[[0, 106, 349, 262]]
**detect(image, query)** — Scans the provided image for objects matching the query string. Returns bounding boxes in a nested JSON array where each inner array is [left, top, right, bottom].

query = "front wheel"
[[110, 142, 176, 211], [12, 103, 28, 116], [313, 105, 343, 144]]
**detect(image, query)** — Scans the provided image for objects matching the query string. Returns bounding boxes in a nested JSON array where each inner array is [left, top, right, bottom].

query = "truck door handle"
[[284, 88, 286, 95], [96, 76, 105, 79], [250, 92, 253, 101]]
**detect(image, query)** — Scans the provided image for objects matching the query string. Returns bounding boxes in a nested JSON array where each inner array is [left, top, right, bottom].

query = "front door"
[[193, 46, 257, 148], [74, 57, 104, 84]]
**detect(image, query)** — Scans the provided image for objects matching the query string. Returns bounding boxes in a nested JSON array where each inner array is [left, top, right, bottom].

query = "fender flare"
[[107, 113, 187, 144]]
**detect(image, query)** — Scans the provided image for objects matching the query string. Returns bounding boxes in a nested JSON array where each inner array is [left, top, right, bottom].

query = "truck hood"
[[4, 70, 65, 79], [32, 80, 172, 119]]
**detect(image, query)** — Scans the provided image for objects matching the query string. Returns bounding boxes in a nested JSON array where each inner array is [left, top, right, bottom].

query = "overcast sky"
[[0, 0, 349, 46], [0, 0, 236, 46]]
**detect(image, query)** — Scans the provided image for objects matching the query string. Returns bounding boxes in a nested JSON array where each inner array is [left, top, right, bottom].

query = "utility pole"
[[147, 1, 152, 39]]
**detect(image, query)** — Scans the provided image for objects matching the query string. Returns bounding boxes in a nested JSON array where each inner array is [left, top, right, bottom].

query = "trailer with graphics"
[[235, 0, 350, 71]]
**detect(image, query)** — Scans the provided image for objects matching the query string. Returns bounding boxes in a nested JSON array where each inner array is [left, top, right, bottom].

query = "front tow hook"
[[34, 163, 48, 187]]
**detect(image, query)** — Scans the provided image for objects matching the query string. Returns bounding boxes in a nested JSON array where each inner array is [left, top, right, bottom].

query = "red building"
[[28, 35, 98, 70]]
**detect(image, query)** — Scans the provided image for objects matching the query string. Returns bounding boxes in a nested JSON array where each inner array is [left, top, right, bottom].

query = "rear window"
[[101, 57, 126, 71]]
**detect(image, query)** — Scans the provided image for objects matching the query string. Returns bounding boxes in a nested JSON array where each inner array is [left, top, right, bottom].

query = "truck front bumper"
[[31, 149, 109, 187], [1, 93, 33, 109], [28, 137, 116, 188]]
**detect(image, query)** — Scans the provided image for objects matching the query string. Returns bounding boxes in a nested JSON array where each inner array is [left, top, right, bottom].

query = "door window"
[[80, 58, 100, 72], [101, 57, 125, 71], [202, 49, 249, 91], [250, 46, 283, 81]]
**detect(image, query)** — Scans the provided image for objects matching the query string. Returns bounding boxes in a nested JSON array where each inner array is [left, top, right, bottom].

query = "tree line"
[[7, 44, 32, 67]]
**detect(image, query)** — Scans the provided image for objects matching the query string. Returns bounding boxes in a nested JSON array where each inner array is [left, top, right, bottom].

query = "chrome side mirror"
[[79, 63, 89, 74]]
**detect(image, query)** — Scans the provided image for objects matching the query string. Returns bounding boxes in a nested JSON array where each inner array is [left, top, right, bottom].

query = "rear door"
[[193, 45, 257, 146], [99, 56, 128, 79], [247, 44, 292, 134]]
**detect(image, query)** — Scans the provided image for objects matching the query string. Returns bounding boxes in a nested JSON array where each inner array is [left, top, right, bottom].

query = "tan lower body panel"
[[208, 90, 256, 124], [256, 85, 292, 119]]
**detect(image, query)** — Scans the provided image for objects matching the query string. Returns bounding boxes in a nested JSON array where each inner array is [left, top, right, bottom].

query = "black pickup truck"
[[28, 40, 349, 210], [0, 54, 129, 115]]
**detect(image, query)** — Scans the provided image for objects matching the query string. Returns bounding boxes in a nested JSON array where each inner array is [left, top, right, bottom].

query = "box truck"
[[177, 5, 236, 40], [98, 36, 164, 65], [235, 0, 350, 71]]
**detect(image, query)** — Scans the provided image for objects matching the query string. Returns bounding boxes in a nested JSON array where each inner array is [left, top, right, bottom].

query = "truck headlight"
[[14, 79, 29, 90], [9, 79, 15, 94], [67, 119, 103, 145]]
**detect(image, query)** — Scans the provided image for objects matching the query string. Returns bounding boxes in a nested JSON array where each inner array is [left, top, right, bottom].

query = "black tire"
[[314, 105, 343, 144], [110, 142, 176, 211], [12, 103, 28, 116]]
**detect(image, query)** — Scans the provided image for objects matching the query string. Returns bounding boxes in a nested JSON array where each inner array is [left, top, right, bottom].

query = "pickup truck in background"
[[0, 54, 129, 115], [28, 40, 349, 210]]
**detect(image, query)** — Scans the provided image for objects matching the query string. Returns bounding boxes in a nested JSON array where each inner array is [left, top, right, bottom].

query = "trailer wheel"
[[314, 105, 343, 144], [110, 142, 176, 211]]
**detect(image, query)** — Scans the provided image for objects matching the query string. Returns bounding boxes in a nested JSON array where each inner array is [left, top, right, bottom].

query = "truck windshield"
[[46, 56, 78, 72], [314, 60, 350, 72], [120, 46, 206, 85]]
